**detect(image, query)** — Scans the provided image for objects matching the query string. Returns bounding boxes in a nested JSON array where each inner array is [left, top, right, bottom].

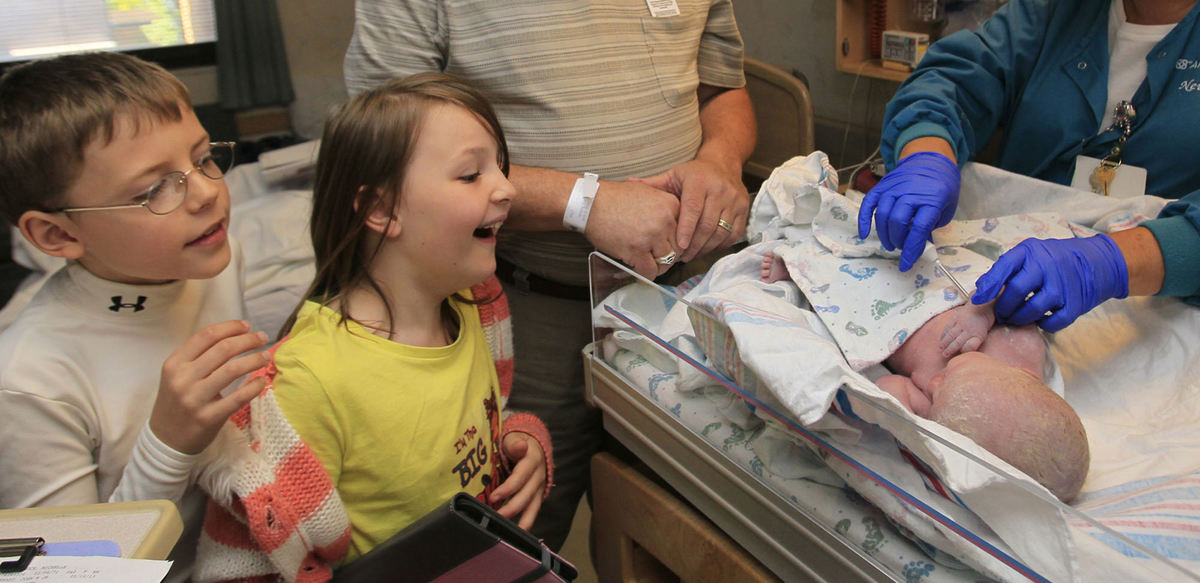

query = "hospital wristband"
[[562, 172, 599, 234]]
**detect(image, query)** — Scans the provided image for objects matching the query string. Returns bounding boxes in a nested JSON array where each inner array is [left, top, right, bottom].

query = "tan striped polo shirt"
[[345, 0, 746, 284]]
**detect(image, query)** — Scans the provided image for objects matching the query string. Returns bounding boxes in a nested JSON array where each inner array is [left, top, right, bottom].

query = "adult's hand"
[[585, 180, 681, 279], [857, 151, 960, 271], [971, 235, 1130, 333], [635, 157, 748, 262]]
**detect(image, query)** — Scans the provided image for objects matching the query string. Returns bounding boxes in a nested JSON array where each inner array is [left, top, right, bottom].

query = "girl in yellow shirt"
[[198, 73, 553, 579]]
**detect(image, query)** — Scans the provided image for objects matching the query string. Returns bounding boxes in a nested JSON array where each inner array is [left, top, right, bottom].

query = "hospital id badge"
[[1070, 155, 1147, 198], [645, 0, 680, 17]]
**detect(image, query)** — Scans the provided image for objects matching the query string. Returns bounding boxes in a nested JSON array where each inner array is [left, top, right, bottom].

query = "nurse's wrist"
[[1109, 226, 1164, 297], [892, 122, 958, 167], [898, 136, 957, 164]]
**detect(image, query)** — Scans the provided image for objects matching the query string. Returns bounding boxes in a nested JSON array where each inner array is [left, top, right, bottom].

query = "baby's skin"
[[761, 252, 1090, 501]]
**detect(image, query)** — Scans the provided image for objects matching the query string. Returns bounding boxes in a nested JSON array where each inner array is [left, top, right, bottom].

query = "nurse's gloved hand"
[[857, 151, 960, 271], [971, 235, 1129, 333]]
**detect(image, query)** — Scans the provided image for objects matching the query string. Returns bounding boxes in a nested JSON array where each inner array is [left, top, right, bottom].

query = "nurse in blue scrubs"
[[857, 0, 1200, 332]]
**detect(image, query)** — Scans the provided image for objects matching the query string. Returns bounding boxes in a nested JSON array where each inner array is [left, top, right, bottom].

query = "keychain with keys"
[[1089, 159, 1121, 196], [1090, 101, 1136, 196]]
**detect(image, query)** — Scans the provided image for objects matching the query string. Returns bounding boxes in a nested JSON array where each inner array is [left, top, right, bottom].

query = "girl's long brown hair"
[[280, 72, 509, 337]]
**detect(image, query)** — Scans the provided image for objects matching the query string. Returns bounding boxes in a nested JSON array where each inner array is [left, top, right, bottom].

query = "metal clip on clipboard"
[[0, 537, 44, 573]]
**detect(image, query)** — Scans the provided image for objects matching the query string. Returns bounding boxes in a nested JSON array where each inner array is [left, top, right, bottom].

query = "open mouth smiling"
[[187, 221, 225, 246], [473, 221, 502, 238]]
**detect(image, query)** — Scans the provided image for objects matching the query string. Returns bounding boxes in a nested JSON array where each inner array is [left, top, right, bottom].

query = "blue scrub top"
[[882, 0, 1200, 299]]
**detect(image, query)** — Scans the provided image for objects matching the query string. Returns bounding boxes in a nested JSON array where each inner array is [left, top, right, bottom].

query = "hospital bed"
[[585, 154, 1200, 583]]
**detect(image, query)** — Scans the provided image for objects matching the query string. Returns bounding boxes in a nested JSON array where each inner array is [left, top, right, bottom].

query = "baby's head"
[[0, 52, 233, 284], [301, 72, 514, 327], [928, 351, 1090, 501]]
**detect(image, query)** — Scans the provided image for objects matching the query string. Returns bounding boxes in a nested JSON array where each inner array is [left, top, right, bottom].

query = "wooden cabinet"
[[591, 453, 781, 583], [836, 1, 1007, 82], [835, 0, 939, 82]]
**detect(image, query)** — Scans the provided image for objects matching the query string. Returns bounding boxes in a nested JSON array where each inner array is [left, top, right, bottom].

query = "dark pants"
[[500, 280, 603, 552]]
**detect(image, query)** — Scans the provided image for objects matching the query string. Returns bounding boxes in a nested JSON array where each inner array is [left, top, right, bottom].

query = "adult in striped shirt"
[[345, 0, 756, 550]]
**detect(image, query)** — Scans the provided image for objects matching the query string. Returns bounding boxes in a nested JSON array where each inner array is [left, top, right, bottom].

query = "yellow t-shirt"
[[273, 296, 504, 561]]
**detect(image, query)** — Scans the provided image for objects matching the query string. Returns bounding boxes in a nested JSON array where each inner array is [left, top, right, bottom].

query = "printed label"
[[646, 0, 680, 18]]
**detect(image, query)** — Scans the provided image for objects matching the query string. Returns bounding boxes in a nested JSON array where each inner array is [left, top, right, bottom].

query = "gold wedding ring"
[[717, 218, 734, 232], [656, 251, 678, 265]]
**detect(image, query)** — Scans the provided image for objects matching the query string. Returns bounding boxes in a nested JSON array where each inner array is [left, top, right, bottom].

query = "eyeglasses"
[[56, 142, 236, 215]]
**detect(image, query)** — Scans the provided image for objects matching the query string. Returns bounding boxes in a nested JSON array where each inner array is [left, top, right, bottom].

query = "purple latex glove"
[[972, 235, 1130, 333], [857, 151, 961, 271]]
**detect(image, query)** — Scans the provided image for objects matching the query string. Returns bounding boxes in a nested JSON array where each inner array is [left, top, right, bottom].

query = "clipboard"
[[0, 500, 182, 572]]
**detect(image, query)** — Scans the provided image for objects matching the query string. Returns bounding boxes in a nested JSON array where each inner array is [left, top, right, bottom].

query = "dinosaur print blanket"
[[748, 153, 1152, 372], [767, 181, 1075, 371]]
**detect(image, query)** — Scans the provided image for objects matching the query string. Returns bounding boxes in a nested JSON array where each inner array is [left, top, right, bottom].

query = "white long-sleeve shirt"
[[0, 241, 247, 581]]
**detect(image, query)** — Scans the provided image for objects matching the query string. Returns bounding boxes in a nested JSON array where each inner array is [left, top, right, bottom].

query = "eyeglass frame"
[[53, 141, 237, 216]]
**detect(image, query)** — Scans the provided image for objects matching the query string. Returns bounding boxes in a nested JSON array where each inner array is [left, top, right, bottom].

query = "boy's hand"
[[149, 320, 270, 455], [490, 432, 547, 530]]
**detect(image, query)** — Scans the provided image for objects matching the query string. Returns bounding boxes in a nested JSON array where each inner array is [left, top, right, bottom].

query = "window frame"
[[0, 40, 215, 76]]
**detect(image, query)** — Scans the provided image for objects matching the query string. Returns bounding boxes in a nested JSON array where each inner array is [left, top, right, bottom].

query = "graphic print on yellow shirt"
[[272, 294, 504, 561], [452, 390, 505, 507]]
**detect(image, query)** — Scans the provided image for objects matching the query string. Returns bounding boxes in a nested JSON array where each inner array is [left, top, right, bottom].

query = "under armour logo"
[[109, 295, 147, 313]]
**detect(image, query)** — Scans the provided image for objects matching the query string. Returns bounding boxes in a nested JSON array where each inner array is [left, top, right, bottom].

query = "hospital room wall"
[[734, 0, 899, 171], [161, 2, 353, 143], [221, 1, 896, 172], [273, 1, 355, 143]]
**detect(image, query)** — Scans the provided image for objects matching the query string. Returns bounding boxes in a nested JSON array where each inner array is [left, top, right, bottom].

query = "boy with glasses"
[[0, 52, 268, 581]]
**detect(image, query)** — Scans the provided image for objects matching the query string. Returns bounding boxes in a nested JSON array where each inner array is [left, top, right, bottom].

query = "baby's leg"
[[939, 301, 997, 358], [876, 374, 933, 418], [760, 251, 790, 284]]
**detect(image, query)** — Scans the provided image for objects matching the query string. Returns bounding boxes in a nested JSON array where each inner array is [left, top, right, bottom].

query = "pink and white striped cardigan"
[[194, 277, 553, 583]]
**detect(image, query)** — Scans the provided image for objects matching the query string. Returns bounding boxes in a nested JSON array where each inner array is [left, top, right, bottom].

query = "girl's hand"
[[490, 432, 546, 530]]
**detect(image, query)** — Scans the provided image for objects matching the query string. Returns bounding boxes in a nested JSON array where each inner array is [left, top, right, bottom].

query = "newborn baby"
[[762, 252, 1089, 501]]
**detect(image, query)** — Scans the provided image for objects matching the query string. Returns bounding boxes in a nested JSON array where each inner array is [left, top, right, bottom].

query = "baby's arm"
[[491, 432, 547, 530], [876, 374, 933, 418], [939, 301, 997, 358]]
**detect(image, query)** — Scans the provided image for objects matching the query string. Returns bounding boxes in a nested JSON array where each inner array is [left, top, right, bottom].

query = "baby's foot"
[[939, 303, 993, 357], [761, 252, 790, 284]]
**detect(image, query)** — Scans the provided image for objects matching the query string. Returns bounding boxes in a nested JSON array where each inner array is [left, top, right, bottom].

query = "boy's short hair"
[[0, 51, 192, 224]]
